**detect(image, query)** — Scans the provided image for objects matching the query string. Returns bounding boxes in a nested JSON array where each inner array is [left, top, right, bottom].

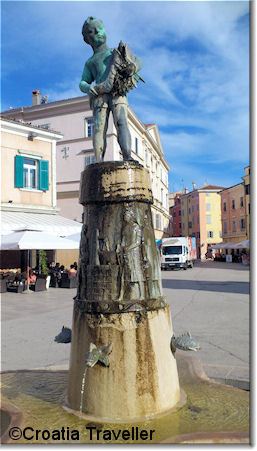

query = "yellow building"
[[1, 117, 81, 268], [181, 185, 223, 259]]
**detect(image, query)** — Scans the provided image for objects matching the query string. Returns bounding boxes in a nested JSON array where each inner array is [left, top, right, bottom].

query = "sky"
[[1, 1, 250, 192]]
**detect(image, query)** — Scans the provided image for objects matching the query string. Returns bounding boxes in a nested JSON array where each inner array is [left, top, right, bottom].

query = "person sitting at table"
[[29, 269, 37, 284], [14, 271, 26, 285], [68, 264, 77, 278], [73, 261, 78, 271], [54, 262, 61, 272]]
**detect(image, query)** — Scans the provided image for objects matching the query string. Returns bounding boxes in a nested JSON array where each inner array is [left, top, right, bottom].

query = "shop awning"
[[210, 241, 250, 250], [1, 211, 82, 236]]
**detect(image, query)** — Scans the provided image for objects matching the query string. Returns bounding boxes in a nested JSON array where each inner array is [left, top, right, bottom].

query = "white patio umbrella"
[[64, 232, 81, 244], [0, 230, 79, 250], [233, 240, 250, 249], [1, 230, 79, 291], [210, 242, 225, 250]]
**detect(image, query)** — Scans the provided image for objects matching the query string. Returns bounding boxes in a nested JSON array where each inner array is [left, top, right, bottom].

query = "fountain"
[[67, 160, 180, 421], [0, 16, 249, 444]]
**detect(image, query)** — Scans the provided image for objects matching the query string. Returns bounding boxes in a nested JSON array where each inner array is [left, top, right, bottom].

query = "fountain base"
[[0, 354, 249, 444], [67, 305, 180, 420]]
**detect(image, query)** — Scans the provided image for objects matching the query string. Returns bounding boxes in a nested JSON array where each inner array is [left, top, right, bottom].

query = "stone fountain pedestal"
[[67, 161, 180, 421]]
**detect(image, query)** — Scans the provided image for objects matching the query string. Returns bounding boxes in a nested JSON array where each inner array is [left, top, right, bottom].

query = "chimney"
[[32, 90, 41, 106]]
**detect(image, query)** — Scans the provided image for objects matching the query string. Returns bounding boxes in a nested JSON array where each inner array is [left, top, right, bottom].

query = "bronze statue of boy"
[[79, 16, 142, 162]]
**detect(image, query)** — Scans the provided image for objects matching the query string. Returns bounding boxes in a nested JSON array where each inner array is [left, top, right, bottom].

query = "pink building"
[[169, 194, 182, 236], [221, 183, 247, 245]]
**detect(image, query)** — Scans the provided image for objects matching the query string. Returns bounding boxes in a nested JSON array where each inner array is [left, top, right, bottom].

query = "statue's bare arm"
[[79, 62, 98, 96]]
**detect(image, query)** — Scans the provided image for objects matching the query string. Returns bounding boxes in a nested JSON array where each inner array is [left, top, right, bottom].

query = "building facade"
[[180, 185, 224, 259], [1, 118, 61, 218], [2, 93, 170, 240], [169, 193, 182, 237], [242, 165, 250, 239], [1, 117, 81, 268], [221, 166, 250, 245]]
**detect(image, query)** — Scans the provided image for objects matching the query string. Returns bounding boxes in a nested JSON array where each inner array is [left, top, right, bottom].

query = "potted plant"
[[39, 250, 51, 289]]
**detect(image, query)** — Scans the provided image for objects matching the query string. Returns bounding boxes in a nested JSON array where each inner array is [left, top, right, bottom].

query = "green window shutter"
[[38, 160, 49, 191], [15, 155, 24, 188]]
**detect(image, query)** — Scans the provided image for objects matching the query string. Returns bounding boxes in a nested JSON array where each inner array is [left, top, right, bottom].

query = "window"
[[135, 137, 139, 155], [173, 212, 176, 217], [145, 149, 148, 165], [188, 208, 191, 214], [240, 218, 246, 230], [240, 197, 244, 208], [245, 184, 250, 195], [23, 157, 37, 189], [207, 231, 213, 238], [85, 117, 94, 137], [163, 246, 182, 255], [223, 221, 227, 234], [232, 220, 236, 232], [15, 155, 49, 191], [248, 203, 250, 214], [188, 221, 192, 228], [206, 203, 211, 211], [156, 214, 162, 230], [206, 215, 212, 224], [179, 210, 181, 216], [179, 222, 181, 229], [223, 202, 227, 212], [161, 188, 164, 205], [85, 154, 96, 167], [182, 210, 184, 216], [232, 199, 235, 209], [192, 205, 194, 212]]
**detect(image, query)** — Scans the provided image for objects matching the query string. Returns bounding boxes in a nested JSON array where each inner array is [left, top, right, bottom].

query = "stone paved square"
[[1, 261, 249, 387]]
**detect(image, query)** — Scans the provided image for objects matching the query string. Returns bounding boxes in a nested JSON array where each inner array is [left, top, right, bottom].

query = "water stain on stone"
[[86, 422, 104, 430]]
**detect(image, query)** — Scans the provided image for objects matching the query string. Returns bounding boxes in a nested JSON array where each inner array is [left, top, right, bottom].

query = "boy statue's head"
[[82, 17, 107, 49]]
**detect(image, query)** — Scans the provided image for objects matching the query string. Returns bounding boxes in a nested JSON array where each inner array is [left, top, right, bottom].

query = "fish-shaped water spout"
[[85, 343, 112, 368], [54, 326, 72, 343], [170, 332, 200, 356]]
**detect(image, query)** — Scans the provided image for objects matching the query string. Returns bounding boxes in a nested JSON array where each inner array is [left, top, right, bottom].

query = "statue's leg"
[[112, 101, 132, 160], [93, 105, 110, 162]]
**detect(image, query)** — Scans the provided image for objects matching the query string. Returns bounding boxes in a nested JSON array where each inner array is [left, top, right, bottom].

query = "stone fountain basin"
[[0, 402, 22, 444], [0, 353, 249, 444]]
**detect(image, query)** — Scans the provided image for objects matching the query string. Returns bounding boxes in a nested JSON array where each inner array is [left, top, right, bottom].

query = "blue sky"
[[2, 1, 249, 192]]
